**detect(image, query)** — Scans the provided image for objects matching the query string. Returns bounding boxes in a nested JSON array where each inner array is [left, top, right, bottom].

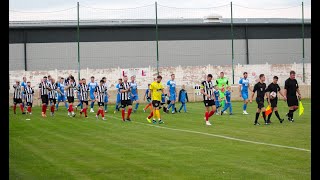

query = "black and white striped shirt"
[[66, 81, 76, 97], [78, 84, 89, 101], [25, 86, 34, 103], [48, 83, 58, 99], [39, 81, 50, 96], [201, 81, 214, 100], [13, 84, 22, 99], [119, 82, 131, 101], [95, 85, 106, 102]]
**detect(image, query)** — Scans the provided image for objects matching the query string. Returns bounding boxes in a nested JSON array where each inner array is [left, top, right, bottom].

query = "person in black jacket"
[[178, 85, 189, 113]]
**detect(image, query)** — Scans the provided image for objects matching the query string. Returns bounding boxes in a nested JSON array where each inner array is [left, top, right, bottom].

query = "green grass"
[[10, 100, 311, 180]]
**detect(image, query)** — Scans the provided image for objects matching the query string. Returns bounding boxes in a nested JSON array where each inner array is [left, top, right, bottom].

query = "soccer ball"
[[270, 91, 277, 99]]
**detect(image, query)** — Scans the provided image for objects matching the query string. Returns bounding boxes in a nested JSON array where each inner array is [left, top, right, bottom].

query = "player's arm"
[[200, 82, 210, 99], [166, 81, 170, 97], [186, 91, 189, 102], [238, 79, 242, 97], [178, 90, 182, 102], [283, 80, 288, 101], [144, 90, 147, 101], [250, 84, 257, 103]]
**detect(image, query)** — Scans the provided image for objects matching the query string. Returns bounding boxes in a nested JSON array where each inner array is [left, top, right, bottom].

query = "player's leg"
[[104, 95, 108, 113], [203, 101, 211, 125], [220, 102, 229, 115], [41, 95, 48, 117], [133, 97, 140, 112], [273, 106, 284, 123], [242, 92, 249, 114], [126, 100, 133, 121], [90, 94, 95, 112], [229, 103, 233, 115], [286, 96, 298, 122], [50, 99, 56, 116], [17, 99, 24, 114], [13, 99, 17, 114], [120, 101, 126, 121], [219, 91, 226, 109], [27, 102, 32, 115], [178, 102, 183, 112], [208, 101, 216, 118], [56, 95, 61, 111]]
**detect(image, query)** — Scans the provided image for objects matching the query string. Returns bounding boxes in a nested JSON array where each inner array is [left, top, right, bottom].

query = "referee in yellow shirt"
[[147, 75, 165, 124]]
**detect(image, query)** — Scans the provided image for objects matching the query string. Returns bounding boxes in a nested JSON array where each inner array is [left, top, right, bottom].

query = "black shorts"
[[121, 100, 132, 108], [67, 96, 74, 103], [204, 100, 215, 107], [49, 98, 57, 104], [287, 96, 298, 107], [41, 95, 49, 104], [81, 101, 89, 105], [152, 100, 161, 108], [26, 102, 33, 107], [167, 100, 171, 104], [97, 102, 104, 107], [256, 97, 265, 109], [13, 98, 22, 104], [270, 98, 278, 108]]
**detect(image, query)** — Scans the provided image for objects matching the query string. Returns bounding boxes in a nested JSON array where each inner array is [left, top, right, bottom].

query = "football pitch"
[[9, 100, 311, 180]]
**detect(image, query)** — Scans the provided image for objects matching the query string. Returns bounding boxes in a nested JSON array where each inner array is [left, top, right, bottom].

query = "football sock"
[[135, 103, 139, 110], [243, 104, 247, 111], [20, 104, 24, 112], [262, 112, 266, 122], [148, 111, 153, 119], [13, 105, 16, 113], [268, 112, 273, 121], [90, 101, 94, 109], [121, 109, 125, 120], [255, 112, 260, 123], [127, 108, 132, 118], [205, 112, 209, 121], [275, 111, 281, 120]]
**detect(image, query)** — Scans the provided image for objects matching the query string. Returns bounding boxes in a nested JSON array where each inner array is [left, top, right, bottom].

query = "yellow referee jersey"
[[150, 81, 164, 101]]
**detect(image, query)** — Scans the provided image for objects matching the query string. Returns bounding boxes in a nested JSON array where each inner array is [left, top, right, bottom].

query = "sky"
[[9, 0, 311, 21]]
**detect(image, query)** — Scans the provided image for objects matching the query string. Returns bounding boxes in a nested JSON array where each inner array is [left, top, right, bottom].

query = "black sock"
[[255, 112, 260, 123], [289, 110, 295, 119], [275, 111, 282, 120], [268, 112, 273, 121], [262, 112, 267, 122]]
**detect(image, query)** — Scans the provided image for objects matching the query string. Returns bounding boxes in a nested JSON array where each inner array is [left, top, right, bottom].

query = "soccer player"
[[250, 74, 268, 125], [166, 74, 177, 114], [143, 84, 152, 112], [266, 76, 285, 123], [56, 77, 69, 111], [114, 78, 122, 113], [12, 80, 25, 114], [284, 71, 301, 122], [146, 75, 165, 124], [200, 74, 216, 126], [216, 72, 229, 111], [65, 76, 76, 117], [118, 75, 133, 121], [102, 77, 110, 113], [220, 86, 233, 115], [48, 78, 59, 116], [213, 85, 221, 115], [178, 85, 189, 113], [25, 81, 34, 115], [94, 80, 107, 120], [130, 76, 140, 112], [21, 77, 27, 111], [88, 76, 98, 112], [239, 72, 252, 115], [78, 78, 90, 118], [38, 76, 51, 117], [75, 79, 83, 111]]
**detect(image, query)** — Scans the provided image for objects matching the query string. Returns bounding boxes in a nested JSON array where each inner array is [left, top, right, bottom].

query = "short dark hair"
[[273, 76, 279, 80], [118, 78, 122, 81], [61, 77, 64, 79], [81, 78, 86, 80], [43, 76, 47, 78], [27, 81, 30, 83], [171, 74, 175, 76], [207, 74, 213, 78], [259, 74, 265, 79], [100, 80, 104, 83], [102, 77, 106, 79], [290, 70, 296, 75], [220, 72, 224, 74], [243, 72, 248, 75], [157, 75, 162, 79], [91, 76, 94, 78]]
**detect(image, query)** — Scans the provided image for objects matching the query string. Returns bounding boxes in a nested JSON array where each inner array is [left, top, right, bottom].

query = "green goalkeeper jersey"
[[216, 77, 229, 93]]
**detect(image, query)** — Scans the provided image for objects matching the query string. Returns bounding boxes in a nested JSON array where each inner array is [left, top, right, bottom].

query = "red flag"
[[265, 105, 272, 116]]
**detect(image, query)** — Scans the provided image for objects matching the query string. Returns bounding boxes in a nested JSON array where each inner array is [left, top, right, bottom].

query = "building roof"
[[9, 18, 311, 28]]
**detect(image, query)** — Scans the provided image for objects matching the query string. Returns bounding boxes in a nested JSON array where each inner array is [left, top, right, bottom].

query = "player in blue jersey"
[[239, 72, 252, 115], [213, 85, 221, 115], [102, 77, 110, 113], [130, 76, 140, 112], [88, 76, 98, 112], [143, 84, 152, 112], [166, 74, 177, 114], [21, 76, 28, 111], [56, 77, 69, 111], [220, 86, 233, 115], [114, 78, 122, 113]]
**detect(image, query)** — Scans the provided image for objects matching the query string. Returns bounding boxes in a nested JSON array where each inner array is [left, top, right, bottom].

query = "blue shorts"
[[131, 94, 139, 101], [116, 94, 121, 103], [242, 91, 248, 100], [57, 94, 66, 102], [169, 94, 176, 101], [104, 95, 108, 103], [215, 100, 220, 107], [90, 94, 95, 100]]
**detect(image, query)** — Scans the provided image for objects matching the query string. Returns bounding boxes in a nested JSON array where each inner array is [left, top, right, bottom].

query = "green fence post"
[[231, 2, 234, 84], [302, 1, 305, 83], [155, 1, 159, 76], [77, 2, 80, 80]]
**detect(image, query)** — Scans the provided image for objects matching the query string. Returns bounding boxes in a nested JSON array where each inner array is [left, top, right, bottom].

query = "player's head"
[[118, 78, 122, 84], [123, 75, 128, 82], [227, 86, 231, 91], [273, 76, 278, 84], [243, 72, 248, 78], [91, 76, 95, 82], [290, 70, 296, 79], [51, 78, 55, 83], [213, 85, 218, 90], [102, 77, 106, 83], [182, 84, 185, 89], [259, 74, 265, 82], [60, 77, 64, 83], [27, 81, 31, 86], [23, 77, 26, 81], [48, 75, 52, 81], [100, 79, 104, 85], [220, 72, 224, 78], [70, 76, 75, 82], [171, 74, 175, 80], [82, 78, 86, 84], [131, 75, 135, 82], [15, 80, 20, 85], [156, 75, 162, 83], [148, 83, 151, 88], [207, 74, 213, 81], [43, 76, 47, 82]]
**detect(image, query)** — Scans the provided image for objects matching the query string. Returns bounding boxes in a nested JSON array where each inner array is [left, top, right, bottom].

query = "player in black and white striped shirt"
[[94, 80, 106, 120], [200, 74, 216, 126], [48, 78, 60, 116], [65, 76, 76, 117], [12, 80, 25, 114], [118, 75, 133, 121], [78, 78, 90, 118], [25, 81, 34, 115], [38, 76, 51, 117]]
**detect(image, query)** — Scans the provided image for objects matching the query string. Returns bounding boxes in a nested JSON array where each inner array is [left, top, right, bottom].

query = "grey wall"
[[16, 39, 310, 71], [9, 44, 25, 70]]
